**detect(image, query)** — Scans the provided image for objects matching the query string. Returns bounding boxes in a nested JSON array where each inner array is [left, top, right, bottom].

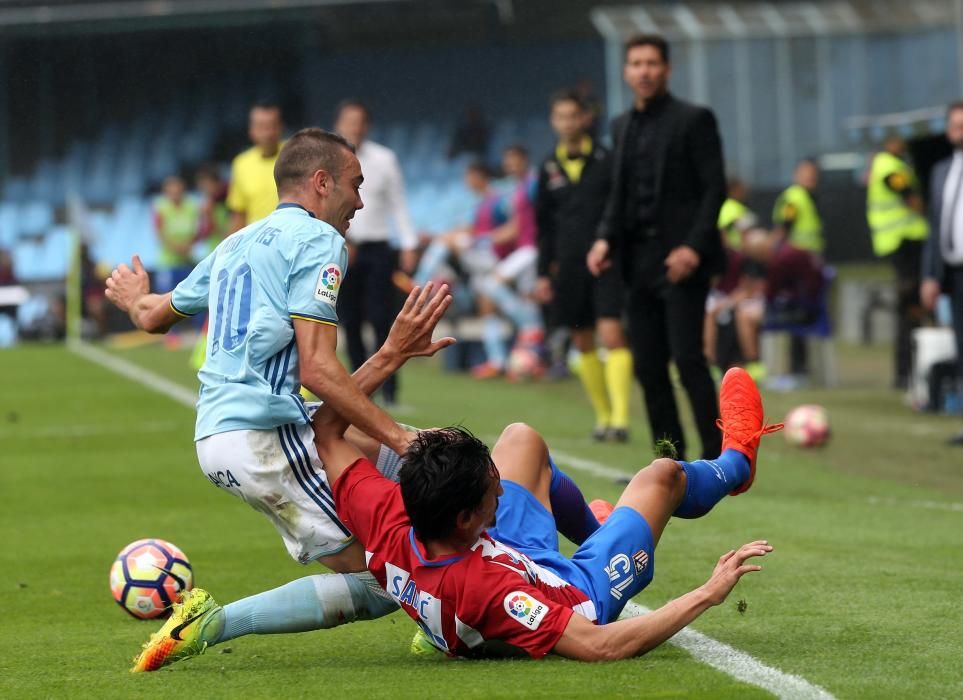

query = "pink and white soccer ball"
[[506, 346, 543, 380], [784, 404, 830, 447], [109, 539, 193, 619]]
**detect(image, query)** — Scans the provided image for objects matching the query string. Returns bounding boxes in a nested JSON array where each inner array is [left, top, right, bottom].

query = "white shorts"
[[196, 423, 405, 564]]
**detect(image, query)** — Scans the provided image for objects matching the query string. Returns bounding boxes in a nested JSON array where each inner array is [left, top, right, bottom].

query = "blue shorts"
[[489, 481, 655, 624]]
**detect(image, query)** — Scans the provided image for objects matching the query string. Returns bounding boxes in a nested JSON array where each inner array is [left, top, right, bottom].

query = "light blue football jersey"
[[171, 203, 348, 440]]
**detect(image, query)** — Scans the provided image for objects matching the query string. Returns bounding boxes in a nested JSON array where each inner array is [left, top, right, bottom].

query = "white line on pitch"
[[70, 340, 834, 699], [68, 339, 197, 408], [620, 602, 834, 699], [866, 495, 963, 513]]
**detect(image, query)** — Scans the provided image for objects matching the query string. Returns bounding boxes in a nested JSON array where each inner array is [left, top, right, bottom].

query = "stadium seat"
[[12, 240, 44, 281], [19, 201, 54, 237], [760, 267, 838, 387], [0, 202, 20, 246]]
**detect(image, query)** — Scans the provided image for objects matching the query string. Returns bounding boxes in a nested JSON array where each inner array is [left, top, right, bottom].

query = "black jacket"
[[535, 141, 612, 276], [596, 93, 727, 280], [924, 155, 952, 285]]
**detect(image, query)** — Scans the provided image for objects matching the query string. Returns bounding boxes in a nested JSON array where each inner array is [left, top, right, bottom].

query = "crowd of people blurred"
[[4, 32, 956, 448]]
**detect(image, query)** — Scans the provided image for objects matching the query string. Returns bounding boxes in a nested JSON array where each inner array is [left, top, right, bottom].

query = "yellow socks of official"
[[575, 350, 611, 429], [604, 347, 633, 430]]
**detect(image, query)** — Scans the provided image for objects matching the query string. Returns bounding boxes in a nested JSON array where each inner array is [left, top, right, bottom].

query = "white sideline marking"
[[69, 340, 833, 698], [621, 602, 834, 699], [68, 340, 197, 408], [866, 495, 963, 513]]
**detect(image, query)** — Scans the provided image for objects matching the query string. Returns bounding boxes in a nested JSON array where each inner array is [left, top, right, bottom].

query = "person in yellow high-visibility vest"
[[867, 135, 930, 387], [717, 177, 757, 251], [772, 159, 822, 376], [773, 159, 823, 254]]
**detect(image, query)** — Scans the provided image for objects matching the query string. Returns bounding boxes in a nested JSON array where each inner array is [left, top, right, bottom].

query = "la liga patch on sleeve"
[[504, 591, 550, 630], [315, 263, 343, 306]]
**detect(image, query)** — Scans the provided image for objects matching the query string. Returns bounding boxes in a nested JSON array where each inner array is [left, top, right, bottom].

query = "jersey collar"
[[276, 202, 316, 218], [408, 528, 466, 567]]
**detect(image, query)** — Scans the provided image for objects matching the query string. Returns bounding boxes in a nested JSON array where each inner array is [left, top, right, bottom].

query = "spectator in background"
[[921, 101, 963, 446], [189, 163, 232, 371], [195, 163, 231, 253], [226, 101, 284, 232], [471, 145, 543, 379], [773, 158, 824, 255], [734, 229, 824, 375], [334, 99, 418, 407], [153, 175, 199, 293], [772, 158, 822, 377], [866, 136, 930, 389], [80, 243, 109, 338], [706, 177, 761, 372], [574, 78, 603, 139], [587, 33, 726, 460], [535, 89, 631, 441], [448, 103, 490, 160], [404, 161, 505, 290], [717, 177, 757, 251]]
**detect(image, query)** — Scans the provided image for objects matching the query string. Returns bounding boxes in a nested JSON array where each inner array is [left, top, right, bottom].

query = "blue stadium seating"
[[0, 80, 557, 282]]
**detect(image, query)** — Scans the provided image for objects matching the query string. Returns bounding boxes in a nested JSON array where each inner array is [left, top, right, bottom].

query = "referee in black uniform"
[[587, 34, 726, 459], [535, 90, 632, 442]]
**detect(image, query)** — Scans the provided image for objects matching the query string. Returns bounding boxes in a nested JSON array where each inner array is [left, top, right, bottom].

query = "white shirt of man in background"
[[335, 102, 418, 268], [333, 100, 417, 406]]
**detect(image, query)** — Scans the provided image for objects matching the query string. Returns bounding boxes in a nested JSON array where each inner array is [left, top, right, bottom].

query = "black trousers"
[[338, 241, 398, 403], [947, 265, 963, 383], [890, 240, 924, 384], [625, 268, 722, 460]]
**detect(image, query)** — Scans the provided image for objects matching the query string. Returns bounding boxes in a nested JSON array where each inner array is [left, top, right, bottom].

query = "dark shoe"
[[607, 427, 630, 444], [591, 426, 609, 442], [947, 432, 963, 446]]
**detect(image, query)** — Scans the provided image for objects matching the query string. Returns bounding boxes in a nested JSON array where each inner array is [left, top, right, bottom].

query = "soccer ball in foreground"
[[784, 404, 830, 447], [109, 539, 193, 619]]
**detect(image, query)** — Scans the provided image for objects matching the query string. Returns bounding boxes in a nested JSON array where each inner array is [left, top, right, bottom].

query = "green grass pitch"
[[1, 341, 962, 698]]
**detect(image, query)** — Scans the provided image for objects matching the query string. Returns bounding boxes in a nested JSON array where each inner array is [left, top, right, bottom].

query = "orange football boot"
[[716, 367, 783, 495], [589, 499, 615, 525]]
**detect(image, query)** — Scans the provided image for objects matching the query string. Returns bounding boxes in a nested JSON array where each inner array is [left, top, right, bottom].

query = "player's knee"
[[632, 457, 684, 492], [316, 543, 367, 574], [498, 422, 543, 449]]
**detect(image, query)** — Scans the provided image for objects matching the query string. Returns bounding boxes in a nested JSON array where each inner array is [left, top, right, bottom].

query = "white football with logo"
[[784, 404, 830, 448]]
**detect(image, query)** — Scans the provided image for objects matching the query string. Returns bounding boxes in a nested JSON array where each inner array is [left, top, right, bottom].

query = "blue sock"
[[548, 457, 600, 545], [481, 315, 508, 368], [673, 449, 750, 519], [214, 573, 396, 644]]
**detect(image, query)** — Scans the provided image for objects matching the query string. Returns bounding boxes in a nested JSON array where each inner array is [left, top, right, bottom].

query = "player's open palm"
[[105, 255, 150, 313], [702, 540, 772, 606], [386, 282, 456, 359]]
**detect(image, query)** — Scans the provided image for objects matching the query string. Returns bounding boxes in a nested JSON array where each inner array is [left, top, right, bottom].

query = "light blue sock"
[[213, 573, 396, 644], [481, 315, 508, 368], [413, 241, 449, 286], [477, 277, 542, 329], [673, 449, 750, 519]]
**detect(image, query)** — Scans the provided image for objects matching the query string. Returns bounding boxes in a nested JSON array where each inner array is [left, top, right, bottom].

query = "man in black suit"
[[921, 101, 963, 446], [587, 34, 726, 459]]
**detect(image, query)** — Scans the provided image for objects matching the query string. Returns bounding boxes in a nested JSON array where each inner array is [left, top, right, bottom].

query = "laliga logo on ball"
[[784, 404, 830, 448]]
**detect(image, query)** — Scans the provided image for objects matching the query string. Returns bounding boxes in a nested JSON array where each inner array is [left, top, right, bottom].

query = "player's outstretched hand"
[[701, 540, 772, 606], [105, 255, 150, 313], [385, 282, 456, 360]]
